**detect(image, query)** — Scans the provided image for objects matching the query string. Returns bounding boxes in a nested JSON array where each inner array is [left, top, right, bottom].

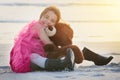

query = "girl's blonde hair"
[[40, 5, 61, 24]]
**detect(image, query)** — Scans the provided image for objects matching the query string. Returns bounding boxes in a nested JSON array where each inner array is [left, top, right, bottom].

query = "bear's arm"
[[44, 44, 59, 58]]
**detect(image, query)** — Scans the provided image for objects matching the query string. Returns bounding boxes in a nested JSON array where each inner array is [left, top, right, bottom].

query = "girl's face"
[[40, 11, 57, 27]]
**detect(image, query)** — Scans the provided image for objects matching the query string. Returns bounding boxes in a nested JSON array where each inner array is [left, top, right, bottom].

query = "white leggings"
[[30, 53, 47, 68]]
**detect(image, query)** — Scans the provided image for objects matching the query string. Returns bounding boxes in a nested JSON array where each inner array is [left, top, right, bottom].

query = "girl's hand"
[[35, 20, 47, 29], [37, 26, 53, 45]]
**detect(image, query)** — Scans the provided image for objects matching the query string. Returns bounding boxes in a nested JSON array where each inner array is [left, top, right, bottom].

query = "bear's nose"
[[48, 26, 53, 31]]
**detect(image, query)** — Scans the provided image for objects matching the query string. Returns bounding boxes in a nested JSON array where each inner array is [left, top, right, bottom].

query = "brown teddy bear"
[[44, 23, 84, 64], [44, 22, 113, 66]]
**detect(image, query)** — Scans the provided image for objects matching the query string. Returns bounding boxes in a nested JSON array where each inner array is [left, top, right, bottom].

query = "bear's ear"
[[49, 22, 73, 47]]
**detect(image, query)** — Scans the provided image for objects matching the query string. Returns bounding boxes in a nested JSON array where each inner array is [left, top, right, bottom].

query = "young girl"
[[10, 5, 75, 73]]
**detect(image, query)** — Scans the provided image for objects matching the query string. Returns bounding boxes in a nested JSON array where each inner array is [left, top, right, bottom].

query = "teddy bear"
[[44, 22, 84, 64], [44, 22, 113, 65]]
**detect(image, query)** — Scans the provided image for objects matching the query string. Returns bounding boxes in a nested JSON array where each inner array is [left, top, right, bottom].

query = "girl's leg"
[[30, 48, 75, 71], [30, 53, 47, 69]]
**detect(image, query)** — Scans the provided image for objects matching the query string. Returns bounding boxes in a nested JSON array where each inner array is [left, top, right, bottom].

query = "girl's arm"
[[38, 27, 53, 45]]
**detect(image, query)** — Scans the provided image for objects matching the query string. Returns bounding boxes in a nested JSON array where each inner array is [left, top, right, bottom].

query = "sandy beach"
[[0, 0, 120, 80], [0, 60, 120, 80], [0, 43, 120, 80]]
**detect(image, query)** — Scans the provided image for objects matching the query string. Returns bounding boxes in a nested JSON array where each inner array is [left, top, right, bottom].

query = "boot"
[[45, 48, 75, 71], [82, 47, 113, 66]]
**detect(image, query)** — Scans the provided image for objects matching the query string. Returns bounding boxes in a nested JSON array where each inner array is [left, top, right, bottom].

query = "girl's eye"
[[44, 15, 49, 19]]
